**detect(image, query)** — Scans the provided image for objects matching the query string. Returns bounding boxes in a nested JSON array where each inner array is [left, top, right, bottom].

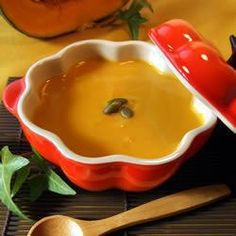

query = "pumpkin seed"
[[103, 98, 128, 115], [108, 98, 128, 105], [120, 106, 134, 118]]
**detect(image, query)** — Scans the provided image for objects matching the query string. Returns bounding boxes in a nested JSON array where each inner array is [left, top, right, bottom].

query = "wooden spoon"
[[27, 184, 231, 236]]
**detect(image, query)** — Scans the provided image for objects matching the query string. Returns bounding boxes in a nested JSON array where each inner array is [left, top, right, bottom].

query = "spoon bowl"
[[29, 216, 84, 236]]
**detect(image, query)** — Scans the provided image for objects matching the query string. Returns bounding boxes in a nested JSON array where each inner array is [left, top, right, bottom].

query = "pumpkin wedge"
[[0, 0, 128, 38]]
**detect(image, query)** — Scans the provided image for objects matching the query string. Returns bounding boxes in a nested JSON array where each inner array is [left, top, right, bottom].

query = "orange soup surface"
[[31, 59, 204, 158]]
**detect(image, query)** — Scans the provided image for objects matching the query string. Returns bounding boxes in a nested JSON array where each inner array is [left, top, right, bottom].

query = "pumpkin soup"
[[31, 59, 203, 158]]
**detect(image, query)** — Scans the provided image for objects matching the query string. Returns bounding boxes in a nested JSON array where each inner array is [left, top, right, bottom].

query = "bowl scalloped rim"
[[17, 39, 217, 165]]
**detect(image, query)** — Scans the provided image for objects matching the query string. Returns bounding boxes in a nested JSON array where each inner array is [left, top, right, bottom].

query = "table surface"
[[0, 0, 236, 96]]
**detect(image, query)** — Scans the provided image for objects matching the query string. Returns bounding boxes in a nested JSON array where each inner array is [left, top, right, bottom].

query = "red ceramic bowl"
[[3, 40, 217, 191]]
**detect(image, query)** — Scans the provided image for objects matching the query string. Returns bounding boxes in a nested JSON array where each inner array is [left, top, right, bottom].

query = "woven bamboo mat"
[[0, 78, 236, 236]]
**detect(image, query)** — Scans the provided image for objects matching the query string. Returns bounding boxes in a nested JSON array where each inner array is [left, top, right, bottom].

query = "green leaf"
[[0, 146, 30, 220], [32, 149, 76, 196], [47, 169, 76, 195], [11, 166, 30, 198], [128, 14, 147, 40], [132, 0, 153, 13], [30, 148, 48, 170], [29, 174, 48, 202], [0, 146, 77, 220], [118, 0, 153, 40], [127, 0, 153, 15]]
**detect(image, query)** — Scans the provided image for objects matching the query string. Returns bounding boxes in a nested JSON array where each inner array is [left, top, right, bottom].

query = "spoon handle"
[[95, 184, 230, 235]]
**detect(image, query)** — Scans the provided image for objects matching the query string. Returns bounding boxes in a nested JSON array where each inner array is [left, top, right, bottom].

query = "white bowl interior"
[[18, 40, 217, 165]]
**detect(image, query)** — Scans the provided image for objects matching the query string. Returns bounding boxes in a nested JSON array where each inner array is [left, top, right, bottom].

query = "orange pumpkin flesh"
[[0, 0, 127, 38]]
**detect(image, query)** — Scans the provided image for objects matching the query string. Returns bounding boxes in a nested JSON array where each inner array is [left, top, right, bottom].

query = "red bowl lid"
[[148, 19, 236, 133]]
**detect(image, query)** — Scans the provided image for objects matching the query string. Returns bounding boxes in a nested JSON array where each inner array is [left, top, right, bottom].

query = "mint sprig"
[[31, 149, 76, 198], [118, 0, 153, 40], [0, 146, 76, 220], [0, 147, 30, 220]]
